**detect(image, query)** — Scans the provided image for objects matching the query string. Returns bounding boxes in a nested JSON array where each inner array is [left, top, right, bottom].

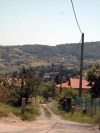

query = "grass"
[[93, 113, 100, 124], [21, 112, 37, 121], [42, 105, 52, 118], [47, 100, 95, 124], [0, 102, 21, 117], [47, 100, 60, 115], [60, 111, 93, 124], [0, 101, 40, 121], [31, 61, 50, 67]]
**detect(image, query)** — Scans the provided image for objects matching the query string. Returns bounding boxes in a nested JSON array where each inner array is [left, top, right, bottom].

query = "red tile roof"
[[57, 78, 90, 90], [70, 78, 90, 89]]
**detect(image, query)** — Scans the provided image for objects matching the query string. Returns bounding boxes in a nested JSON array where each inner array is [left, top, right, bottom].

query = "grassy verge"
[[0, 101, 40, 121], [93, 114, 100, 124], [22, 102, 40, 121], [0, 102, 20, 117], [42, 105, 52, 118], [47, 100, 95, 124], [46, 100, 60, 115], [60, 111, 93, 124]]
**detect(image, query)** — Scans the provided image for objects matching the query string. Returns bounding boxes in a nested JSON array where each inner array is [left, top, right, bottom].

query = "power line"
[[70, 0, 82, 34], [72, 38, 82, 56]]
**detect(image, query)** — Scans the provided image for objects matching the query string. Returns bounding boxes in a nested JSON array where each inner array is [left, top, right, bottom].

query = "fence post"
[[21, 98, 26, 114], [65, 97, 71, 112]]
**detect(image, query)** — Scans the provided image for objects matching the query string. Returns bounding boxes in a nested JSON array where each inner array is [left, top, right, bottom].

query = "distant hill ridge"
[[0, 41, 100, 60]]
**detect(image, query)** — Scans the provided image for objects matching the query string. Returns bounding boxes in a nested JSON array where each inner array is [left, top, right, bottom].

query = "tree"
[[55, 73, 61, 84], [19, 66, 40, 103], [86, 64, 100, 98], [57, 89, 78, 110], [6, 66, 40, 106], [39, 81, 56, 99], [8, 81, 22, 106]]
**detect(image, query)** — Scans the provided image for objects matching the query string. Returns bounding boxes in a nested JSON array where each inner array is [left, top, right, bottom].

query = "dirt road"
[[0, 104, 99, 133]]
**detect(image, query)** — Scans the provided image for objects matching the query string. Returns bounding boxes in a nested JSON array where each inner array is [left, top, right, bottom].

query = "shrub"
[[57, 89, 78, 110], [21, 112, 36, 121]]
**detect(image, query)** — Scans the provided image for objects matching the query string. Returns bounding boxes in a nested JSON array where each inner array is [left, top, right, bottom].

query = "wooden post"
[[21, 98, 26, 114]]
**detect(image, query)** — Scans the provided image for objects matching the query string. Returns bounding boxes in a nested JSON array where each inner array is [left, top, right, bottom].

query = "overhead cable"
[[70, 0, 82, 34], [72, 38, 82, 56]]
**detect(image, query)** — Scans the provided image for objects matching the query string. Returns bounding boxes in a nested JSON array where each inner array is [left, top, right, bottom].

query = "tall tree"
[[19, 66, 39, 102], [86, 64, 100, 98]]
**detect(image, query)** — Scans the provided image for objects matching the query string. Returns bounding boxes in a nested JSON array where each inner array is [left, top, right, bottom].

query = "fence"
[[75, 97, 100, 115]]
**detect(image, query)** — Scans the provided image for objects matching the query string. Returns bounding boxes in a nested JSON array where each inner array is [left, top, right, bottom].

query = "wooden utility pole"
[[79, 33, 84, 97], [60, 62, 63, 94]]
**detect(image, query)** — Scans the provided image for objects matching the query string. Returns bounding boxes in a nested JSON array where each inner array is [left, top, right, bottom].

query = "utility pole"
[[79, 33, 84, 97], [60, 62, 63, 94]]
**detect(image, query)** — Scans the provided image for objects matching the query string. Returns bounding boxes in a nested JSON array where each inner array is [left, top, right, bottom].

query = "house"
[[56, 78, 91, 94]]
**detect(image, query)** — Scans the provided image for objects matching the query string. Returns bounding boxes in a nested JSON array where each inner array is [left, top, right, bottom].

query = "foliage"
[[22, 102, 40, 121], [26, 101, 40, 115], [21, 112, 36, 121], [8, 84, 22, 106], [60, 111, 93, 124], [39, 81, 56, 99], [0, 41, 100, 76], [47, 100, 93, 124], [86, 64, 100, 98], [0, 101, 20, 117], [1, 66, 40, 106], [0, 85, 10, 103], [57, 89, 78, 110], [17, 66, 40, 105], [0, 101, 40, 121]]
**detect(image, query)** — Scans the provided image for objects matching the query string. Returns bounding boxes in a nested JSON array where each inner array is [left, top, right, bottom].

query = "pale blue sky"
[[0, 0, 100, 46]]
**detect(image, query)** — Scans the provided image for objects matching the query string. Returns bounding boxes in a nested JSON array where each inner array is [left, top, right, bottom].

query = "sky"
[[0, 0, 100, 46]]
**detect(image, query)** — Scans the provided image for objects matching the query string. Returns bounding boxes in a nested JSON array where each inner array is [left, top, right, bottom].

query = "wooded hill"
[[0, 41, 100, 75], [1, 41, 100, 59]]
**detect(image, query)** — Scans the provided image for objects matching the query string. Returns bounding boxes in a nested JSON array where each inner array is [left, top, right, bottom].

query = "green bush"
[[21, 112, 36, 121], [60, 111, 93, 124], [0, 101, 40, 121], [57, 89, 78, 110], [26, 102, 40, 115], [0, 102, 21, 117], [39, 81, 56, 99]]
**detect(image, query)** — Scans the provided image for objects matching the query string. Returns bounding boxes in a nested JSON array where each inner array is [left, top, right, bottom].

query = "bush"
[[0, 102, 21, 117], [21, 112, 36, 121], [26, 102, 40, 115], [39, 81, 56, 99], [21, 99, 40, 121], [0, 101, 40, 121], [57, 89, 78, 110]]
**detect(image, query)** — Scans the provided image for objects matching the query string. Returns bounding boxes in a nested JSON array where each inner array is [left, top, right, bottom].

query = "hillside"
[[19, 41, 100, 59], [0, 41, 100, 75]]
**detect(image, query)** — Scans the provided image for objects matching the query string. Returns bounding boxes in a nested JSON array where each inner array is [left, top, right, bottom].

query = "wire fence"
[[75, 97, 100, 115]]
